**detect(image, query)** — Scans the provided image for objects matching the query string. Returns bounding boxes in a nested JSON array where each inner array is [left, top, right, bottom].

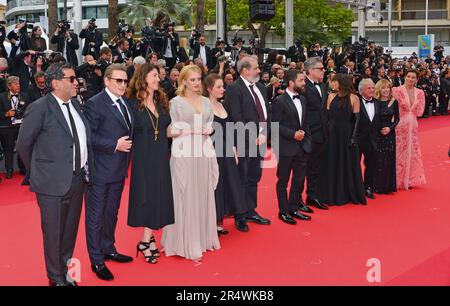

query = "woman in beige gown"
[[162, 65, 220, 261]]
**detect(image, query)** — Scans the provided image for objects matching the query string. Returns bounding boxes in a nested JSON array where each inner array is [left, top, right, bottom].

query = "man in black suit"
[[28, 71, 47, 103], [161, 23, 179, 70], [16, 63, 93, 286], [358, 78, 381, 199], [50, 23, 80, 67], [84, 64, 134, 281], [79, 19, 103, 59], [112, 38, 132, 65], [286, 40, 306, 64], [224, 54, 271, 232], [11, 50, 36, 92], [0, 76, 29, 178], [272, 70, 313, 225], [190, 33, 213, 70], [304, 57, 329, 210]]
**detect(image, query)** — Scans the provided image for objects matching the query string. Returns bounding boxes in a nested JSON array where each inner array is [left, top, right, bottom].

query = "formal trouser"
[[0, 126, 25, 172], [235, 155, 263, 221], [36, 173, 85, 282], [359, 141, 376, 190], [306, 141, 325, 200], [439, 95, 449, 114], [277, 149, 308, 214], [86, 180, 125, 265], [164, 57, 177, 70]]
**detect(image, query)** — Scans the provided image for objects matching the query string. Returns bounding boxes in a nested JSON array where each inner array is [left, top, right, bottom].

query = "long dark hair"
[[332, 73, 354, 111], [126, 63, 169, 113]]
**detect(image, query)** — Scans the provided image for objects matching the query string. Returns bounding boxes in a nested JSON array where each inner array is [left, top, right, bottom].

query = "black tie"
[[117, 99, 132, 131], [292, 95, 301, 100], [63, 103, 81, 175], [249, 85, 266, 122]]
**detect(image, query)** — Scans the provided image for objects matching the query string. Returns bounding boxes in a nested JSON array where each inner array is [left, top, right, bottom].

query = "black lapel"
[[47, 94, 73, 137], [238, 78, 258, 114], [359, 96, 370, 121], [102, 90, 129, 131], [282, 93, 301, 126], [71, 98, 91, 142], [307, 78, 322, 102]]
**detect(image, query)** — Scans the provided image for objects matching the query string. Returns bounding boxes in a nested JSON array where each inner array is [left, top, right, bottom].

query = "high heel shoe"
[[136, 241, 157, 264], [149, 236, 160, 258]]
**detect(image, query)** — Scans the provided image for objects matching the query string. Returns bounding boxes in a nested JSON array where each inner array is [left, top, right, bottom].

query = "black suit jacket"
[[83, 89, 135, 184], [304, 78, 328, 143], [0, 91, 29, 127], [162, 32, 179, 59], [272, 92, 312, 157], [27, 84, 46, 103], [190, 39, 213, 69], [358, 96, 381, 149], [50, 32, 80, 66], [79, 29, 103, 59], [16, 94, 94, 196], [11, 53, 36, 92], [224, 77, 271, 155]]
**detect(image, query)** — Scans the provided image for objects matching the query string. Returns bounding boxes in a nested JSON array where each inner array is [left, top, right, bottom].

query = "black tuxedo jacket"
[[272, 92, 312, 157], [50, 32, 80, 66], [358, 96, 381, 149], [190, 38, 213, 69], [0, 91, 30, 127], [11, 52, 36, 92], [304, 78, 328, 143], [16, 94, 94, 196]]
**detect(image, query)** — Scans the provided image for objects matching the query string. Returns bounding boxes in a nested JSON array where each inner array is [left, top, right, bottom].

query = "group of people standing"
[[16, 52, 427, 286]]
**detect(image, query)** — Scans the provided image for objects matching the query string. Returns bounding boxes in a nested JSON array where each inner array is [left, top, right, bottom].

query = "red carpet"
[[0, 116, 449, 286]]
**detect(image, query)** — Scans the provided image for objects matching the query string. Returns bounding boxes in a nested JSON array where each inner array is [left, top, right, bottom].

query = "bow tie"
[[11, 94, 18, 98], [292, 95, 301, 100], [363, 99, 374, 104], [313, 82, 320, 86]]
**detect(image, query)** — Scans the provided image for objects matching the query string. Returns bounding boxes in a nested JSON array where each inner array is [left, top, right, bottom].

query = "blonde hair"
[[374, 79, 393, 101], [179, 37, 190, 56], [177, 64, 203, 97], [269, 76, 280, 86]]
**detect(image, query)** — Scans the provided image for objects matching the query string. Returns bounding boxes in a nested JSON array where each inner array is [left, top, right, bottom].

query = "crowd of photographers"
[[0, 17, 449, 183]]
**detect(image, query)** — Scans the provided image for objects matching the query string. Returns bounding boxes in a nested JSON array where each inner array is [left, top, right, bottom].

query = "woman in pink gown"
[[392, 70, 426, 190]]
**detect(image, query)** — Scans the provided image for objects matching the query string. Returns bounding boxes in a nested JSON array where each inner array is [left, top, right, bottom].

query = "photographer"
[[51, 21, 79, 66], [190, 32, 213, 70], [434, 45, 444, 64], [0, 76, 29, 178], [0, 21, 6, 53], [27, 71, 47, 103], [161, 22, 179, 70], [287, 39, 307, 64], [11, 50, 37, 92], [0, 57, 9, 93], [7, 21, 32, 59], [112, 38, 132, 65], [75, 55, 103, 100], [79, 18, 103, 59]]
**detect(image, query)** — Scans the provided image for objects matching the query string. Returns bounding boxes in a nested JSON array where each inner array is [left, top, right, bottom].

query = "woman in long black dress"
[[373, 79, 399, 194], [126, 63, 174, 264], [317, 74, 366, 205], [204, 73, 246, 234]]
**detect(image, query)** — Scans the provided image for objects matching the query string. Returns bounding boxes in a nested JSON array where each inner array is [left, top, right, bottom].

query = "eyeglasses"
[[62, 76, 78, 83], [312, 67, 325, 71], [109, 77, 129, 85]]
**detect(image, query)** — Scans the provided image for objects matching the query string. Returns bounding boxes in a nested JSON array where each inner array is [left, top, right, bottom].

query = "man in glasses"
[[304, 57, 329, 211], [83, 63, 134, 281], [17, 63, 93, 286]]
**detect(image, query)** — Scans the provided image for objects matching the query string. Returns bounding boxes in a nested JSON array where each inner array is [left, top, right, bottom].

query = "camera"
[[0, 21, 6, 26], [192, 29, 202, 40], [13, 99, 27, 123], [57, 20, 71, 33], [18, 18, 34, 32], [118, 19, 133, 37], [88, 18, 97, 31]]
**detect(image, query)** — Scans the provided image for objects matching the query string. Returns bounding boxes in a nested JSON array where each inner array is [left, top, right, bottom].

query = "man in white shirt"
[[17, 63, 93, 286]]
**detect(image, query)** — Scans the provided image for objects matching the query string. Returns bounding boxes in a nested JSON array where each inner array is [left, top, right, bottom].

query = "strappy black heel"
[[136, 241, 157, 264], [149, 236, 160, 258]]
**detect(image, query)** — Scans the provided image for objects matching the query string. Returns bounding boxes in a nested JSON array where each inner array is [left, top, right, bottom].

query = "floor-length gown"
[[373, 100, 400, 194], [393, 86, 426, 190], [317, 96, 367, 205], [162, 96, 220, 260]]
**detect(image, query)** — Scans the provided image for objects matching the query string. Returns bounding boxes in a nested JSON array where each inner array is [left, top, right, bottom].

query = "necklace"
[[145, 103, 159, 141]]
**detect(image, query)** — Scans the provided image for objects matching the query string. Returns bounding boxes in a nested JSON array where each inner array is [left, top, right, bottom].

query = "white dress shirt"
[[52, 93, 88, 171], [286, 89, 302, 125], [362, 97, 375, 122], [105, 87, 131, 126], [199, 45, 207, 66], [241, 76, 268, 121], [307, 76, 322, 98]]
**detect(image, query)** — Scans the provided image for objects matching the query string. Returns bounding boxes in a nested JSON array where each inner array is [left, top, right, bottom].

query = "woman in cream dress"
[[162, 65, 220, 261]]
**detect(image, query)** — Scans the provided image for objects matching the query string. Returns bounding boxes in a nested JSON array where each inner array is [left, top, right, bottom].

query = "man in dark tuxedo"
[[0, 76, 29, 178], [304, 57, 329, 210], [112, 38, 132, 65], [224, 54, 271, 232], [339, 60, 355, 75], [392, 68, 404, 87], [79, 19, 103, 59], [28, 71, 47, 103], [358, 78, 381, 199], [16, 63, 93, 286], [50, 24, 80, 67], [272, 70, 313, 225], [286, 40, 306, 64], [84, 64, 134, 281], [11, 50, 36, 92], [190, 33, 213, 70]]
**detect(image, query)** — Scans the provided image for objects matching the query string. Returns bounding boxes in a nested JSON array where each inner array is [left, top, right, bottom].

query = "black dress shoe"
[[278, 212, 297, 225], [65, 280, 78, 286], [105, 253, 133, 263], [217, 228, 229, 235], [235, 220, 249, 232], [91, 264, 114, 281], [306, 198, 329, 210], [49, 279, 67, 286], [299, 201, 314, 213], [290, 210, 312, 221], [365, 188, 376, 199], [5, 170, 12, 179], [246, 214, 271, 225]]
